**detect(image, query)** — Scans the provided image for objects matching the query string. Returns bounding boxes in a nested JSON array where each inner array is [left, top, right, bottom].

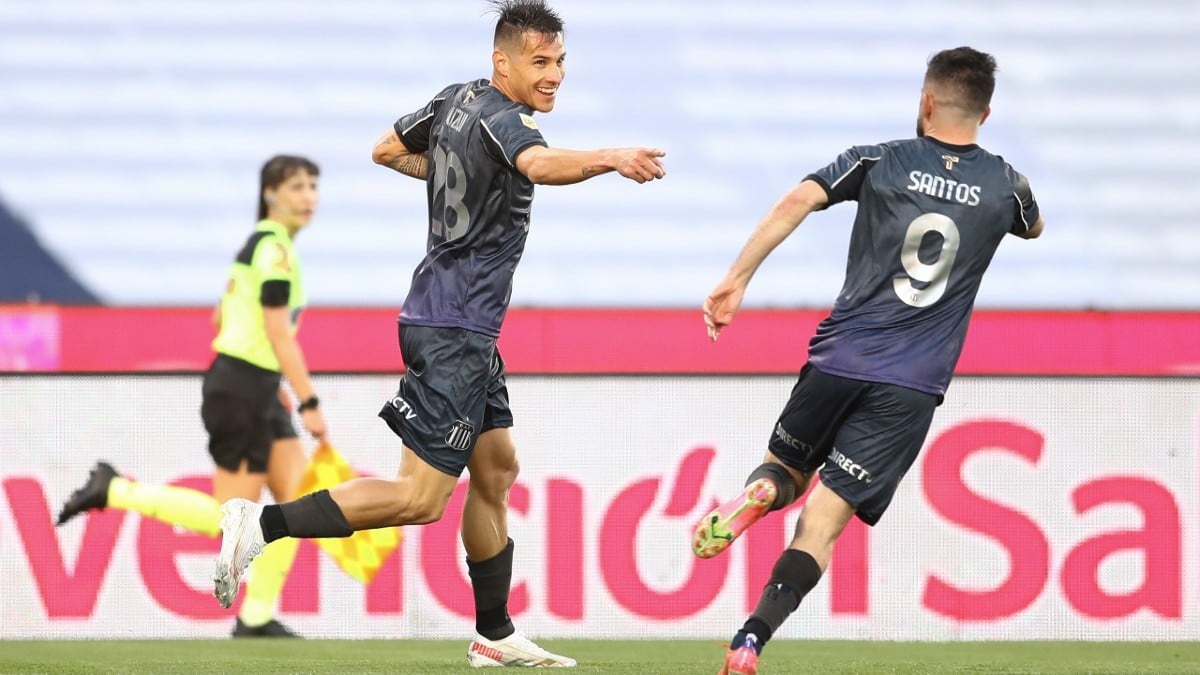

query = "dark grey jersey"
[[394, 80, 548, 337], [805, 137, 1040, 396]]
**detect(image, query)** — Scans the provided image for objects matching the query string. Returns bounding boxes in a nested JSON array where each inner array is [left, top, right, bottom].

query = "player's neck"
[[924, 126, 978, 147], [488, 77, 518, 104]]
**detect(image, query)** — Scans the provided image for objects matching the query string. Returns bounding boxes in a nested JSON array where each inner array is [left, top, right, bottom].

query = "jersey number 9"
[[893, 213, 960, 308]]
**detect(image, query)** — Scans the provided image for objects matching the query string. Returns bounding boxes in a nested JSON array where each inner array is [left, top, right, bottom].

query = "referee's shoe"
[[57, 461, 118, 526], [232, 618, 301, 638]]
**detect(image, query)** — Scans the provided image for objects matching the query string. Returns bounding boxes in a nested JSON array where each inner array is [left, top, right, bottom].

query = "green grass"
[[1, 640, 1198, 674]]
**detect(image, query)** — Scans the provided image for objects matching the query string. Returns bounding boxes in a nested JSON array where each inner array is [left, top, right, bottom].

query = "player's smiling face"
[[510, 31, 565, 113]]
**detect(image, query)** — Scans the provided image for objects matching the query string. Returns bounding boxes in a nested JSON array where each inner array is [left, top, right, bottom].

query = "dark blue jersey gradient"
[[805, 136, 1040, 396], [394, 80, 548, 337]]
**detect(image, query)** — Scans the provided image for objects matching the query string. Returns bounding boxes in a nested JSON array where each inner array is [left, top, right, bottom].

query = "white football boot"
[[212, 498, 266, 609], [467, 631, 577, 668]]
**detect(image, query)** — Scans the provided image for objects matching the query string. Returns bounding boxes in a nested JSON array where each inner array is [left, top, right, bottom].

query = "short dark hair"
[[925, 47, 997, 115], [488, 0, 564, 50], [257, 155, 319, 221]]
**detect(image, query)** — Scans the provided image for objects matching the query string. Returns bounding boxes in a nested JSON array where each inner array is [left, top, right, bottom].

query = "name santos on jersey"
[[906, 170, 981, 206]]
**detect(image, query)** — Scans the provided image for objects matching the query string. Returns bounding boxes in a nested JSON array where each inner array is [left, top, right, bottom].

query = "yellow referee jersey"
[[212, 219, 306, 371]]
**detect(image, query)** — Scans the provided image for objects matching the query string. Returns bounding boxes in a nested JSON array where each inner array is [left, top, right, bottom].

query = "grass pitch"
[[1, 639, 1198, 674]]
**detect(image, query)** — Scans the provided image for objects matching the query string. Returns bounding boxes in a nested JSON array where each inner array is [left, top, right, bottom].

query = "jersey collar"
[[256, 219, 292, 240], [925, 136, 979, 152]]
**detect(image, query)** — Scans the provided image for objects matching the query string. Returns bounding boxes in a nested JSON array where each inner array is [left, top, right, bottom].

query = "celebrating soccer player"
[[695, 47, 1043, 675], [210, 0, 666, 667]]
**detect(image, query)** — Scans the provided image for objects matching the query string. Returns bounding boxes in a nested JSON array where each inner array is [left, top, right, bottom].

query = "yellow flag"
[[297, 442, 402, 584]]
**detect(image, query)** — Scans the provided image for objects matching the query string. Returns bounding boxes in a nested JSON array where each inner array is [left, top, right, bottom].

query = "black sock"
[[260, 489, 353, 543], [739, 549, 823, 649], [468, 538, 515, 641], [260, 504, 289, 543], [730, 624, 769, 654], [746, 463, 798, 511]]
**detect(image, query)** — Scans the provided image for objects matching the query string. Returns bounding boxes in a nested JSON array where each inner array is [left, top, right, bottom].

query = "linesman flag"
[[297, 441, 402, 584]]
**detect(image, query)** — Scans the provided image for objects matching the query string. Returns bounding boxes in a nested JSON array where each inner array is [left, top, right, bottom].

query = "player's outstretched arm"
[[703, 179, 828, 341], [515, 145, 666, 186], [372, 128, 429, 180]]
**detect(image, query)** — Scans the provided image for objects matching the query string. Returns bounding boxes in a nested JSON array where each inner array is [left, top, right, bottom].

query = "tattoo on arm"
[[581, 166, 600, 178], [389, 153, 428, 179]]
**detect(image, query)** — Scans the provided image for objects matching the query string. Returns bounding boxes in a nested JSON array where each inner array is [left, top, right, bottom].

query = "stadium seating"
[[0, 0, 1196, 307]]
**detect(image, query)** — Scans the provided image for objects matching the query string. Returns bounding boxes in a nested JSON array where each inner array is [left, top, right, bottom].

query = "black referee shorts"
[[200, 354, 298, 473]]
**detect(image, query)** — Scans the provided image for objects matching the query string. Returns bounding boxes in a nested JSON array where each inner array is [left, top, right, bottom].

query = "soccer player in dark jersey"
[[210, 0, 664, 667], [694, 47, 1043, 675]]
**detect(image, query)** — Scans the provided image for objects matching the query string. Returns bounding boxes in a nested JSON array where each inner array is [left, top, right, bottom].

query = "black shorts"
[[200, 354, 298, 473], [378, 324, 513, 477], [768, 364, 939, 526]]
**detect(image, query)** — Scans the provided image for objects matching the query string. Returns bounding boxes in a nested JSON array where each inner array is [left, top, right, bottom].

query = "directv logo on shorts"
[[389, 395, 418, 420], [774, 423, 813, 454], [445, 420, 475, 452], [827, 448, 873, 483]]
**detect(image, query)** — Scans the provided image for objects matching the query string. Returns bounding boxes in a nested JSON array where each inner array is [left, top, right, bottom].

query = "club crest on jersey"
[[445, 420, 475, 452], [941, 154, 959, 171], [270, 243, 291, 272], [519, 113, 538, 130]]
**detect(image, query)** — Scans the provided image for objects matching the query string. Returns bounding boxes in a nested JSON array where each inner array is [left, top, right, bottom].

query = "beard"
[[916, 116, 926, 138]]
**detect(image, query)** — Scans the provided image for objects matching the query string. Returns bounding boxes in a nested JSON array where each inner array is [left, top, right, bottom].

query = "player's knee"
[[749, 461, 801, 510], [469, 455, 519, 502]]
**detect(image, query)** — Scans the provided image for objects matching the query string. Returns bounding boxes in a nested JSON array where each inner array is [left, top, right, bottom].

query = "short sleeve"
[[1005, 164, 1041, 235], [480, 108, 548, 167], [804, 144, 887, 209], [394, 83, 461, 154], [250, 238, 292, 307], [252, 238, 292, 283]]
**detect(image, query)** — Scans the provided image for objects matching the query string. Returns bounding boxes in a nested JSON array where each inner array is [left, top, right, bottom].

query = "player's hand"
[[613, 148, 667, 184], [301, 408, 327, 441], [703, 278, 746, 342]]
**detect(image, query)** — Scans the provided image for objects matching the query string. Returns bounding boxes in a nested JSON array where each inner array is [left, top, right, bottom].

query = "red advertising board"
[[1, 306, 1198, 374]]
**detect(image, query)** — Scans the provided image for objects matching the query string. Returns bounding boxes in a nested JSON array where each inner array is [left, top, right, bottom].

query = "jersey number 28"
[[431, 145, 471, 242]]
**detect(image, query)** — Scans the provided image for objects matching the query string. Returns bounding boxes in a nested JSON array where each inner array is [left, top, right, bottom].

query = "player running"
[[695, 47, 1043, 675], [210, 0, 665, 667]]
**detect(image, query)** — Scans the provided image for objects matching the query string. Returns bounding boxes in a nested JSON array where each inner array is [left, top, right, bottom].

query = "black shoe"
[[231, 618, 302, 638], [56, 461, 118, 526]]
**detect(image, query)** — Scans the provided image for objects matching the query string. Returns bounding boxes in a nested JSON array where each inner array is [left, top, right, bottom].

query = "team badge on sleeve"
[[519, 113, 538, 130], [270, 243, 291, 272]]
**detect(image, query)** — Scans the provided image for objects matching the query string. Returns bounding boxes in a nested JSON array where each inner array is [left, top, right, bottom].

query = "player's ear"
[[493, 48, 509, 77], [979, 105, 991, 126], [921, 90, 935, 119]]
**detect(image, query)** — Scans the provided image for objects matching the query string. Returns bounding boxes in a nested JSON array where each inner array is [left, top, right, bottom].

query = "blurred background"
[[3, 0, 1197, 309]]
